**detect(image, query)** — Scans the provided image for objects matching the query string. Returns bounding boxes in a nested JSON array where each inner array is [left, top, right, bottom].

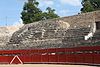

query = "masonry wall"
[[0, 11, 100, 50]]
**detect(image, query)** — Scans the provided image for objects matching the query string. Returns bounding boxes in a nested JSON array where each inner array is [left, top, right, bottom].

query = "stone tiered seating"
[[0, 27, 11, 46], [7, 25, 91, 49], [81, 30, 100, 46]]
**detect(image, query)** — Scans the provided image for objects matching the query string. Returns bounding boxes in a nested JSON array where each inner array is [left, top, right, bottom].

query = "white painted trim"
[[10, 55, 23, 64]]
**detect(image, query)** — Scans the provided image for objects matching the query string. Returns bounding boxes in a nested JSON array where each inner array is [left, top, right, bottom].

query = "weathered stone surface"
[[1, 11, 100, 50], [0, 25, 23, 49]]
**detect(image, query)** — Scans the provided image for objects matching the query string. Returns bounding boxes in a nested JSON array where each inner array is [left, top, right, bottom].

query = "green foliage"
[[90, 0, 100, 10], [81, 0, 100, 13], [81, 0, 94, 13], [21, 0, 59, 24], [21, 0, 43, 24], [43, 7, 59, 19]]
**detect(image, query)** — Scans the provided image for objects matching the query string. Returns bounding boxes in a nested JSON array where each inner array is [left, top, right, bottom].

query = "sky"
[[0, 0, 82, 26]]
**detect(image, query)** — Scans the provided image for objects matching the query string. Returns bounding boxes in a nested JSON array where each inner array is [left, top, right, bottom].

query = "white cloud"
[[60, 0, 81, 6], [59, 10, 70, 17], [44, 0, 54, 6], [38, 0, 54, 7], [60, 10, 69, 14]]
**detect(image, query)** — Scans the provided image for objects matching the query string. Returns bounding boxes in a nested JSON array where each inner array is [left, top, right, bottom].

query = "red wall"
[[0, 46, 100, 65]]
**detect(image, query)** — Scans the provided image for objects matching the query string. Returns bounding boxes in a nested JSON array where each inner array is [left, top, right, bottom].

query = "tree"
[[21, 0, 59, 24], [90, 0, 100, 10], [43, 7, 59, 19], [21, 0, 43, 24], [81, 0, 94, 13], [81, 0, 100, 13]]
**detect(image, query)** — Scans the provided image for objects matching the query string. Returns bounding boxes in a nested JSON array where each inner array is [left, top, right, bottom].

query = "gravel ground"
[[0, 64, 96, 67]]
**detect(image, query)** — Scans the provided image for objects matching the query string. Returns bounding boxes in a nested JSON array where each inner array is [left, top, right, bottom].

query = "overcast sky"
[[0, 0, 82, 26]]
